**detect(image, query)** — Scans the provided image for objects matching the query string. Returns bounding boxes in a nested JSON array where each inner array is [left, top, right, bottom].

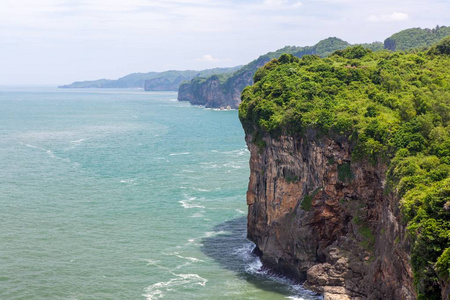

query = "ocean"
[[0, 87, 321, 300]]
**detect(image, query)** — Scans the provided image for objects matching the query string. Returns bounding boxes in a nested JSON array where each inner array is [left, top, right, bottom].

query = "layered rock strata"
[[245, 130, 416, 299]]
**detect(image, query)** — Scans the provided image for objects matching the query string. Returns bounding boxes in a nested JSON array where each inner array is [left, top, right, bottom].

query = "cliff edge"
[[239, 41, 450, 299]]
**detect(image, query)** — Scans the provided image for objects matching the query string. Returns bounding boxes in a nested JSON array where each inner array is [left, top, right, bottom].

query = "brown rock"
[[244, 130, 416, 299]]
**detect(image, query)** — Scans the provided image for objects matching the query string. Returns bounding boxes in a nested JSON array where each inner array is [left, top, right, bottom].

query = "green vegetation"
[[252, 131, 267, 153], [285, 174, 299, 183], [384, 25, 450, 51], [239, 39, 450, 298], [301, 187, 323, 211], [337, 162, 353, 182], [358, 224, 375, 250]]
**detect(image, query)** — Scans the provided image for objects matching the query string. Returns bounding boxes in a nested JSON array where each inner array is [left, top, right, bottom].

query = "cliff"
[[239, 42, 450, 299], [177, 56, 272, 108], [245, 131, 415, 299]]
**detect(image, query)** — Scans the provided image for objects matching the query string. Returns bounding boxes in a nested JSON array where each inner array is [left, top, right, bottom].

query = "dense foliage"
[[239, 41, 450, 298], [384, 26, 450, 51]]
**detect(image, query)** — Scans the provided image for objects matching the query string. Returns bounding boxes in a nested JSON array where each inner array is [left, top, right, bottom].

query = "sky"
[[1, 0, 449, 85]]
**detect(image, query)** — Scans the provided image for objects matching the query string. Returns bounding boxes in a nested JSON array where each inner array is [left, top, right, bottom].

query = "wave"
[[24, 143, 60, 160], [203, 230, 230, 238], [170, 252, 204, 263], [143, 273, 207, 300], [178, 200, 205, 209], [178, 195, 205, 209], [120, 179, 136, 185], [70, 138, 87, 144], [233, 244, 321, 300], [192, 187, 210, 192], [24, 143, 39, 149], [169, 152, 190, 156]]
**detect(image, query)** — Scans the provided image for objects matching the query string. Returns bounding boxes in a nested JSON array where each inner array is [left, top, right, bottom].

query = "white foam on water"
[[221, 148, 249, 156], [203, 230, 229, 238], [143, 273, 207, 300], [145, 259, 159, 266], [192, 187, 210, 192], [235, 209, 246, 214], [24, 143, 72, 162], [178, 196, 205, 209], [24, 143, 39, 149], [178, 200, 205, 209], [144, 259, 169, 271], [120, 179, 136, 185], [45, 149, 55, 159], [199, 163, 219, 169], [168, 252, 204, 263], [223, 162, 243, 169], [233, 243, 321, 300], [70, 138, 86, 144], [169, 152, 190, 156]]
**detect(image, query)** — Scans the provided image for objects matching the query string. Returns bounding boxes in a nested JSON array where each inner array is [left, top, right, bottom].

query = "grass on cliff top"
[[239, 37, 450, 299]]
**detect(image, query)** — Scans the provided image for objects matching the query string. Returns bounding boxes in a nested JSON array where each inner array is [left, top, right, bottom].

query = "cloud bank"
[[0, 0, 449, 84]]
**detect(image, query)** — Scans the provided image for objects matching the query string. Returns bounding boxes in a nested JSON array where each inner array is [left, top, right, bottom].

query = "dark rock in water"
[[252, 245, 263, 257]]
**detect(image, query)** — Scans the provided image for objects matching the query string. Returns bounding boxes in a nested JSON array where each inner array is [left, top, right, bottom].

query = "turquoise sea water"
[[0, 87, 321, 300]]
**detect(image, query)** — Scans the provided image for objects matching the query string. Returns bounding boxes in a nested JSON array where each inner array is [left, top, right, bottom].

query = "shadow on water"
[[200, 217, 321, 299]]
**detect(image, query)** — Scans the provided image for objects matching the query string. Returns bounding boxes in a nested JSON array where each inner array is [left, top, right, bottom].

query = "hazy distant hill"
[[59, 67, 241, 90], [384, 25, 450, 51]]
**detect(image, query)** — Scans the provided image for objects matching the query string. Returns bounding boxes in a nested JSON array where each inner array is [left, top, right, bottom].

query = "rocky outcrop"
[[245, 130, 416, 299], [177, 59, 269, 109]]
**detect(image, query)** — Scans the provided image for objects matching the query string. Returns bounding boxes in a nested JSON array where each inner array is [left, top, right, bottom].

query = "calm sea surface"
[[0, 87, 321, 300]]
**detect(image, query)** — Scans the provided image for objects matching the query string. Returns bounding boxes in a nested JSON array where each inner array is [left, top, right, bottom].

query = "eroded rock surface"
[[245, 130, 416, 299]]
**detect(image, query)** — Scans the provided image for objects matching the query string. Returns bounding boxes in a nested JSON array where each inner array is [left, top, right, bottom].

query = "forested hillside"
[[384, 26, 450, 51]]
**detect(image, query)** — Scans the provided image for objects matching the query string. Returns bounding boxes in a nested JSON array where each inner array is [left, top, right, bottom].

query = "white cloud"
[[1, 0, 449, 84], [198, 54, 220, 62], [367, 12, 409, 22], [197, 55, 231, 62]]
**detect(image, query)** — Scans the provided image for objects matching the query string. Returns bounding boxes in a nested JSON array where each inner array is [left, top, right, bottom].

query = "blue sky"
[[1, 0, 449, 85]]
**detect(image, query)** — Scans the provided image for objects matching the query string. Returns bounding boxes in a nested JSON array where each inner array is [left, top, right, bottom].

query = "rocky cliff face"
[[245, 130, 416, 299], [177, 60, 268, 109]]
